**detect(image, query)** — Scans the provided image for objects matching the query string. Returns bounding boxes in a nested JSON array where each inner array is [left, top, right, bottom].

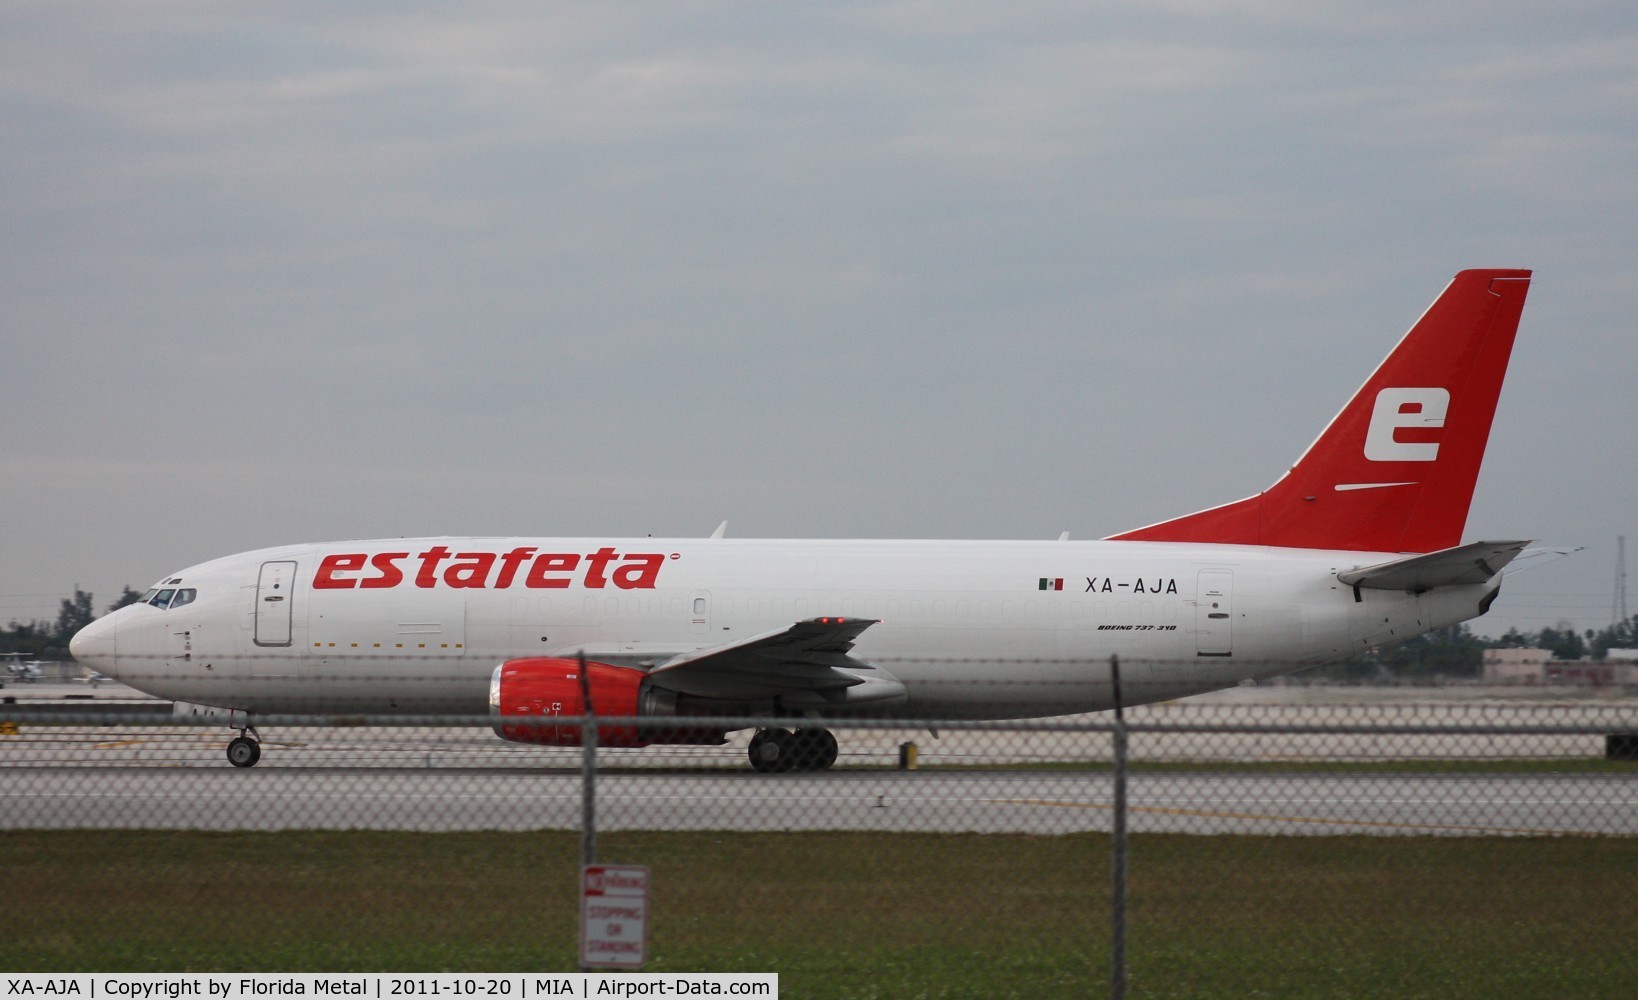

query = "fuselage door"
[[255, 560, 297, 647], [689, 591, 711, 635], [1196, 569, 1233, 657]]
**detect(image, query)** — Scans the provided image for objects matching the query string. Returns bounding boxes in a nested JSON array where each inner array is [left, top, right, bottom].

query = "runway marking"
[[0, 735, 214, 748], [85, 738, 309, 751], [987, 798, 1601, 837]]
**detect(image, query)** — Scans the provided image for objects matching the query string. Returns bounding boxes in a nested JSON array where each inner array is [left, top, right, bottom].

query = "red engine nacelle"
[[489, 657, 726, 748]]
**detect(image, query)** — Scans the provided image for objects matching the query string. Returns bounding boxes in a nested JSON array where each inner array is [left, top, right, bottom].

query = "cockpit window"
[[141, 586, 198, 610]]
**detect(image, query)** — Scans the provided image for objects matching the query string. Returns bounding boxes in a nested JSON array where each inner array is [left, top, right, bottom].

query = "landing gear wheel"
[[747, 728, 795, 773], [790, 728, 839, 771], [226, 735, 262, 768]]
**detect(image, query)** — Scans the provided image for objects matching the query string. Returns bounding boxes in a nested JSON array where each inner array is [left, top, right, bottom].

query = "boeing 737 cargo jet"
[[72, 269, 1539, 771]]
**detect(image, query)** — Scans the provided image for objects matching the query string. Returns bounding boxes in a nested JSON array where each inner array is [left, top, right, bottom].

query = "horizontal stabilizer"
[[1504, 545, 1583, 575], [1337, 540, 1530, 592]]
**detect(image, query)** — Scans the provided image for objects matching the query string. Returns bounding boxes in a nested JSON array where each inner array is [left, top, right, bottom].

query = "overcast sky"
[[4, 2, 1635, 641]]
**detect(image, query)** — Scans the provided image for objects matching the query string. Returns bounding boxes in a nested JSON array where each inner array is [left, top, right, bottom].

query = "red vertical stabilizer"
[[1108, 269, 1532, 553]]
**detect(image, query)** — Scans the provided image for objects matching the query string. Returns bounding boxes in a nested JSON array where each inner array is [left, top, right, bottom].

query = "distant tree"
[[1368, 625, 1486, 680], [1, 619, 58, 658], [1494, 626, 1536, 648], [54, 589, 96, 644], [1535, 621, 1587, 661], [1303, 623, 1489, 682], [1587, 615, 1638, 660], [108, 587, 144, 613]]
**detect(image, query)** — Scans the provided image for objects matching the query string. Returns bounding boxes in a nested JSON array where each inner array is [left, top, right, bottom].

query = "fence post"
[[1110, 654, 1128, 1000], [578, 652, 597, 973], [579, 651, 597, 869]]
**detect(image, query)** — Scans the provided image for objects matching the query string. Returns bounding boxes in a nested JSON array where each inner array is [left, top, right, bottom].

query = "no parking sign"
[[581, 864, 649, 968]]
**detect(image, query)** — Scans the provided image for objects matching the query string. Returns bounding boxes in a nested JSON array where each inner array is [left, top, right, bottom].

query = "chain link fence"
[[4, 662, 1636, 995]]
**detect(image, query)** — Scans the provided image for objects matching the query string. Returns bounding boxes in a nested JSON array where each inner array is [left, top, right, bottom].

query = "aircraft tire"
[[227, 736, 262, 768], [791, 728, 838, 771], [747, 727, 794, 773], [816, 729, 838, 770]]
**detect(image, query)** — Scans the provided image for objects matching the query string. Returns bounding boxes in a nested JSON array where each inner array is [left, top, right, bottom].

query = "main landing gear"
[[226, 725, 262, 768], [747, 726, 839, 773]]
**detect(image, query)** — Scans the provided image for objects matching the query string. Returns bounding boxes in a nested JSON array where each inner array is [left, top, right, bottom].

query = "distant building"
[[1482, 648, 1550, 685], [1608, 650, 1638, 686], [1483, 646, 1638, 687], [1546, 661, 1616, 685]]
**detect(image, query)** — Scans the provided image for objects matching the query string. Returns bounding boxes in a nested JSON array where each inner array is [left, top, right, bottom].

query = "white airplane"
[[72, 269, 1543, 771], [3, 653, 45, 683]]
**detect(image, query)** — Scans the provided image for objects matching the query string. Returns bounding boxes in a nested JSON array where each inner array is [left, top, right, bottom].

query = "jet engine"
[[488, 657, 728, 747]]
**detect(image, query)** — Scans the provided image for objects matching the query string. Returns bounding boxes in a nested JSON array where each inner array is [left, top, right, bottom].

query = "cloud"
[[2, 2, 1635, 636]]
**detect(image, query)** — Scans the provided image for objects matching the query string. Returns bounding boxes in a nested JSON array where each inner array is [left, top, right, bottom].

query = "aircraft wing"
[[647, 617, 905, 707], [1337, 540, 1531, 592]]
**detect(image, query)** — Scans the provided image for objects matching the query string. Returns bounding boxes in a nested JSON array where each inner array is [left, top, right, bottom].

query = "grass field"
[[924, 758, 1638, 774], [3, 830, 1634, 998]]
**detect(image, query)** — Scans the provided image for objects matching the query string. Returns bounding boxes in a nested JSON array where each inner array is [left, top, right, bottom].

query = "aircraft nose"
[[69, 615, 119, 676]]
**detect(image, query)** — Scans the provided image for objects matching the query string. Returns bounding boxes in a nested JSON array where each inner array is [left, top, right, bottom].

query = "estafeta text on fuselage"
[[313, 546, 668, 591]]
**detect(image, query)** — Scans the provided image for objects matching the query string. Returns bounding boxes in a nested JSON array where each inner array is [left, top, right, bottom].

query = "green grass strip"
[[2, 830, 1634, 998], [913, 758, 1638, 774]]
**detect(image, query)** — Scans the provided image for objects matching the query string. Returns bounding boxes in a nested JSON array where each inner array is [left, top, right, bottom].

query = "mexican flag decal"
[[1038, 578, 1064, 591]]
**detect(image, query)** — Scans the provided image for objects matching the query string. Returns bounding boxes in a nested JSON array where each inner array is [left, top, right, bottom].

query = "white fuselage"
[[73, 535, 1497, 720]]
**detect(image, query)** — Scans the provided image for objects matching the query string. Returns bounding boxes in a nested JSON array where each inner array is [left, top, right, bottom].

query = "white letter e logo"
[[1364, 387, 1448, 462]]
